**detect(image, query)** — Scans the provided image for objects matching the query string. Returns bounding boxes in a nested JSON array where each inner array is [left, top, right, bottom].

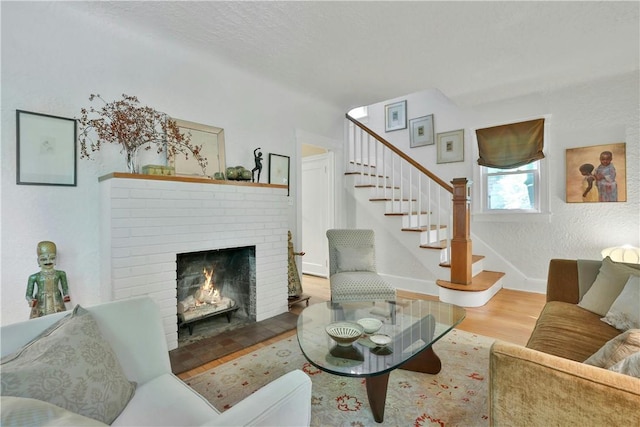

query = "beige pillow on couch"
[[602, 275, 640, 331], [578, 257, 640, 317], [584, 329, 640, 369], [609, 352, 640, 378], [0, 305, 136, 424]]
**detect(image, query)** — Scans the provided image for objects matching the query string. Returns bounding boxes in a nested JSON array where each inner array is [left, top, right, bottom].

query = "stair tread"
[[345, 172, 388, 178], [370, 198, 416, 201], [436, 270, 505, 292], [349, 161, 377, 168], [355, 185, 399, 189], [420, 240, 448, 249], [384, 211, 430, 216], [401, 225, 446, 232], [439, 255, 485, 267]]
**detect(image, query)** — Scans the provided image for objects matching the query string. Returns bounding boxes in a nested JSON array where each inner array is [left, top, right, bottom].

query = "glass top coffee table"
[[296, 298, 466, 423]]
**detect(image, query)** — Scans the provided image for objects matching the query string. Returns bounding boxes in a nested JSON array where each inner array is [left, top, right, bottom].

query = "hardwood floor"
[[177, 274, 546, 380]]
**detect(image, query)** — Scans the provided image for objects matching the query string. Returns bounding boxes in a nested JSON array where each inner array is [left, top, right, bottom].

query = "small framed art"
[[436, 129, 464, 164], [269, 153, 290, 195], [16, 110, 77, 186], [409, 115, 435, 147], [384, 100, 407, 132]]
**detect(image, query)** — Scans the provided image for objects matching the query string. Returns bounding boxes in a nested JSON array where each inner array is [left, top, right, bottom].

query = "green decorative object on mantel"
[[226, 167, 238, 180], [78, 94, 208, 174], [225, 166, 252, 181]]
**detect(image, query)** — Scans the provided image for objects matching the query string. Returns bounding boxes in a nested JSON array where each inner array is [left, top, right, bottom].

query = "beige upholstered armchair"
[[326, 229, 396, 302]]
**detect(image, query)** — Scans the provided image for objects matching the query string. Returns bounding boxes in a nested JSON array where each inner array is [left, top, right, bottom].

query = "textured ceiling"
[[66, 1, 639, 110]]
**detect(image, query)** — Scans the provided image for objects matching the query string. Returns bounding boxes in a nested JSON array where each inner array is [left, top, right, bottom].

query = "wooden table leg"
[[400, 346, 442, 374], [366, 373, 390, 423]]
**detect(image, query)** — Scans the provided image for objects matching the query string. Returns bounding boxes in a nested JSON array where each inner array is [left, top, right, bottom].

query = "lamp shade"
[[601, 246, 640, 264]]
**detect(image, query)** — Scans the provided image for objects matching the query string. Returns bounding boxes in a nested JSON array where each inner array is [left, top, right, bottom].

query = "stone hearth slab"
[[169, 311, 298, 375]]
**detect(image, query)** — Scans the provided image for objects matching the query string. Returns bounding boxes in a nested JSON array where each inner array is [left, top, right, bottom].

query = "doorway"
[[301, 146, 334, 277]]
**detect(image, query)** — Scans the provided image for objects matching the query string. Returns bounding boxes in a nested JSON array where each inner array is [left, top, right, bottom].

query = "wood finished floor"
[[177, 274, 546, 380]]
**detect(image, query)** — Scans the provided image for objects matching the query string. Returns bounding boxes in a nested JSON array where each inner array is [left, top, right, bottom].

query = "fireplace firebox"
[[176, 246, 256, 338]]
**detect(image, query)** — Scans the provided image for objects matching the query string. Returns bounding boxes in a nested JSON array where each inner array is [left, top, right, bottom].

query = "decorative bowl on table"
[[357, 317, 383, 334], [325, 321, 364, 346], [369, 334, 392, 347], [369, 334, 393, 355]]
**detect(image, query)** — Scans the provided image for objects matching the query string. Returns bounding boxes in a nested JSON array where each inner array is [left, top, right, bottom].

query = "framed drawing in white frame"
[[437, 129, 465, 164], [16, 110, 77, 186], [385, 100, 407, 132], [269, 153, 290, 195], [169, 118, 226, 177], [409, 114, 435, 147]]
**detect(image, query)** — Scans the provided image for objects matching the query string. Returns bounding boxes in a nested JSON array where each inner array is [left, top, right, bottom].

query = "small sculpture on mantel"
[[252, 147, 263, 183], [25, 241, 70, 319]]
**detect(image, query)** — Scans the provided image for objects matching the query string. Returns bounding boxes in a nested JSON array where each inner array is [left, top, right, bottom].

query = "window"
[[473, 116, 550, 221], [482, 162, 540, 212], [348, 106, 368, 120]]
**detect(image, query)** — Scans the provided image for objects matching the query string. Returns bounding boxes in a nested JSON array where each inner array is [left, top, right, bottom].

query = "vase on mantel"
[[125, 149, 139, 174]]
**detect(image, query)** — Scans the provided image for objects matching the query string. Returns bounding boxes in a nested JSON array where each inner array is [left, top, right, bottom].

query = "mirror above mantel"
[[169, 118, 226, 178]]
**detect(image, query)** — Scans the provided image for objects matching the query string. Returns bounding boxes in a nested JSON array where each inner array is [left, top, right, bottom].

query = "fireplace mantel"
[[99, 172, 288, 190], [99, 173, 290, 350]]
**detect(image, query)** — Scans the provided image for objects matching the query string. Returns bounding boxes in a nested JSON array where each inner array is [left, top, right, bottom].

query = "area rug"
[[184, 328, 495, 426]]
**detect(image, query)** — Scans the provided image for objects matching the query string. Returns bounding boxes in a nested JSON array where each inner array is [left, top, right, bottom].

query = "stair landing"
[[436, 271, 505, 307]]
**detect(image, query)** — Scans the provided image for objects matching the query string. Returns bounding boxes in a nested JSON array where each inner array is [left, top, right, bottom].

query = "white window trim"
[[471, 115, 552, 223]]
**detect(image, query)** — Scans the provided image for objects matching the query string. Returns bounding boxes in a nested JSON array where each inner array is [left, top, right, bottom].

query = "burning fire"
[[177, 265, 235, 319], [195, 267, 221, 305]]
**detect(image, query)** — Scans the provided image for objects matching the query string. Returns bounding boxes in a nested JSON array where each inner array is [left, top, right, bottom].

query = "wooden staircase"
[[345, 114, 504, 307]]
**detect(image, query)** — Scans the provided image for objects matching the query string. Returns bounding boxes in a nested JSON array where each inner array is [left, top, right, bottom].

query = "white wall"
[[362, 73, 639, 288], [0, 2, 344, 326]]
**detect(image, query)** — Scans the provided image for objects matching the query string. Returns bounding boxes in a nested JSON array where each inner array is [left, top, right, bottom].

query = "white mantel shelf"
[[99, 173, 290, 350], [99, 172, 288, 190]]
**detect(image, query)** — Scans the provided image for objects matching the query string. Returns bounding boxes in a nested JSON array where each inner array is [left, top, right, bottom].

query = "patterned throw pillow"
[[0, 305, 136, 424], [583, 329, 640, 368], [602, 275, 640, 331], [608, 352, 640, 378]]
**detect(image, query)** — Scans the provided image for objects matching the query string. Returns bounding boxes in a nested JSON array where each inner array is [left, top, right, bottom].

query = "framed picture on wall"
[[436, 129, 464, 164], [409, 114, 435, 147], [565, 142, 626, 203], [16, 110, 77, 186], [269, 153, 290, 195], [384, 100, 407, 132]]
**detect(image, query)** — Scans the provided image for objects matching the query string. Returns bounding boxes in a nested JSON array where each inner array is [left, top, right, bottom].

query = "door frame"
[[295, 129, 340, 278]]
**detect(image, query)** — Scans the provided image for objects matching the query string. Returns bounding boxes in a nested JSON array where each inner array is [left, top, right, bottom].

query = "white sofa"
[[1, 296, 312, 426]]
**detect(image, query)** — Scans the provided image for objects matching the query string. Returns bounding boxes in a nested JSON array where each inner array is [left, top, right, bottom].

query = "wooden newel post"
[[450, 178, 472, 285]]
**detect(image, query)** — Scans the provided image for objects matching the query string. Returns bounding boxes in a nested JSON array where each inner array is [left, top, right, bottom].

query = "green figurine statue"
[[25, 241, 70, 319]]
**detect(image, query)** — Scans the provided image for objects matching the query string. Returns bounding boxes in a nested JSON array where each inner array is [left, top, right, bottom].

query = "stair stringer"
[[346, 176, 447, 296], [346, 174, 513, 305]]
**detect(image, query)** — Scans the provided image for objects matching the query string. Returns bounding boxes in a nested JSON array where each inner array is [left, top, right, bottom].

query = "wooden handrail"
[[346, 113, 453, 193]]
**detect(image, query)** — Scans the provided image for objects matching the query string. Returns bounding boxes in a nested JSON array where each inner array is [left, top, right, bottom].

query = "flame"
[[203, 267, 215, 292], [195, 267, 220, 305]]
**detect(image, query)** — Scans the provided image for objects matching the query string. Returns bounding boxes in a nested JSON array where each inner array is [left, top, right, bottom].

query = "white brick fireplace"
[[99, 173, 290, 350]]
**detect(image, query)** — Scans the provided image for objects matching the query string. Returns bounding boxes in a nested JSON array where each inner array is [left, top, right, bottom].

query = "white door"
[[301, 153, 332, 277]]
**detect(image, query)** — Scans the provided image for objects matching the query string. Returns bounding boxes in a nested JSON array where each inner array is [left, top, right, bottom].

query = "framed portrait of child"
[[565, 142, 626, 203]]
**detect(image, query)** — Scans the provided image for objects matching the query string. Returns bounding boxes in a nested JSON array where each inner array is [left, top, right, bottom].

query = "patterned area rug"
[[184, 329, 495, 426]]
